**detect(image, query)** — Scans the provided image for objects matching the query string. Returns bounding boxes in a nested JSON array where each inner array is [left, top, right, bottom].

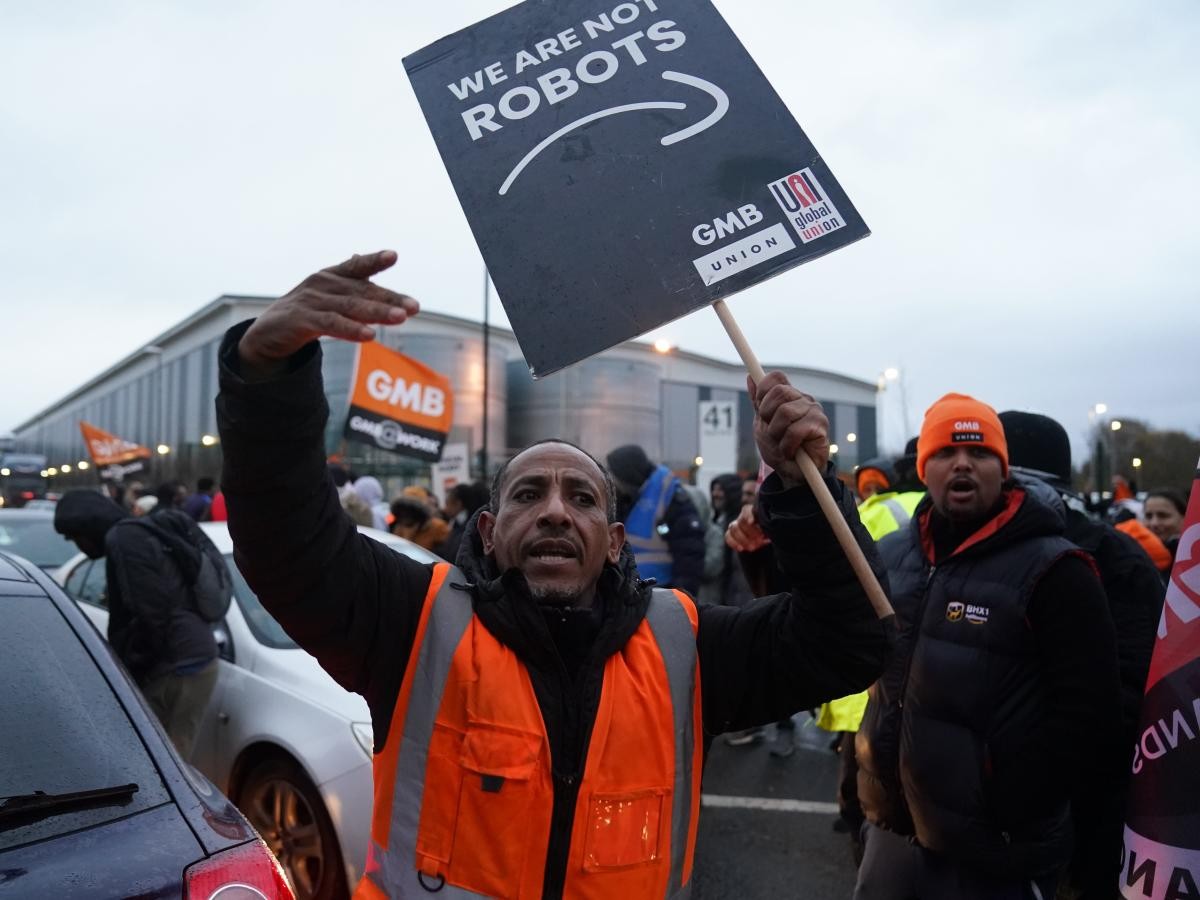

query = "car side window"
[[65, 559, 109, 609]]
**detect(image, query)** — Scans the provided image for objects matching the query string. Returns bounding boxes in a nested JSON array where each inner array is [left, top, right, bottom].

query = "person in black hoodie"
[[854, 394, 1122, 900], [215, 250, 892, 898], [54, 489, 219, 755], [1000, 410, 1165, 900]]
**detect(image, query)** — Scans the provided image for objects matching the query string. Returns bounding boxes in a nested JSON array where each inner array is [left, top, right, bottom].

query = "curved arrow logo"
[[498, 71, 729, 197]]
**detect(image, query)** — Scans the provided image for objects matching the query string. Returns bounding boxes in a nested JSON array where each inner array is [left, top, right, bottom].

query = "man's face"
[[478, 443, 624, 608], [923, 446, 1005, 524]]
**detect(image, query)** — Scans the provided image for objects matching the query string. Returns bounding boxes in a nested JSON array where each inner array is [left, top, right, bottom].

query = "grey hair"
[[489, 439, 618, 523]]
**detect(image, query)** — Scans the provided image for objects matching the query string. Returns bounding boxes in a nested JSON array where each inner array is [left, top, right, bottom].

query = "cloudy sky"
[[3, 0, 1197, 459]]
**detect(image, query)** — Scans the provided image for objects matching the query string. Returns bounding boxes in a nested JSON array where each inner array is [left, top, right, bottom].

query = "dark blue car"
[[0, 550, 295, 899]]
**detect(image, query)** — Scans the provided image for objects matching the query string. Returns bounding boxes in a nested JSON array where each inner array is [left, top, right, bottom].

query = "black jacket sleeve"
[[696, 470, 893, 733], [215, 321, 433, 746], [1020, 554, 1122, 809], [663, 490, 705, 596]]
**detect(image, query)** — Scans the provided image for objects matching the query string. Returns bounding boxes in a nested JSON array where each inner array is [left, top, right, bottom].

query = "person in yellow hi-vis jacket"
[[820, 439, 923, 860]]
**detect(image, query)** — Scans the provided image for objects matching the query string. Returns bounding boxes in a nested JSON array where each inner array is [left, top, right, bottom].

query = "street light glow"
[[61, 464, 72, 473], [78, 461, 90, 470], [46, 467, 58, 476], [40, 470, 48, 477], [846, 433, 857, 443], [1094, 403, 1108, 415], [829, 443, 839, 455], [156, 444, 171, 455], [0, 468, 9, 476], [200, 434, 219, 447], [1132, 457, 1143, 468], [653, 338, 673, 354], [693, 456, 704, 467], [1110, 420, 1122, 431], [884, 367, 900, 381]]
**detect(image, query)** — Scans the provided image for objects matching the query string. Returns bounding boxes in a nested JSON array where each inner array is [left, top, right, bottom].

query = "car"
[[0, 549, 294, 899], [57, 520, 443, 900], [0, 508, 79, 571]]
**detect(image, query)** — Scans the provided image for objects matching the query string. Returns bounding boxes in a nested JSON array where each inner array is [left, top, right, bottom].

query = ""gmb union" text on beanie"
[[916, 393, 1009, 480]]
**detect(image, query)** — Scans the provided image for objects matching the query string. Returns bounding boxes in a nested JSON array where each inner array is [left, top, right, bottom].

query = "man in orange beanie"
[[854, 393, 1121, 900]]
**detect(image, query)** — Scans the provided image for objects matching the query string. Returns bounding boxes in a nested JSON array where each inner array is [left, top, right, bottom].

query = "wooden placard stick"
[[712, 299, 895, 620]]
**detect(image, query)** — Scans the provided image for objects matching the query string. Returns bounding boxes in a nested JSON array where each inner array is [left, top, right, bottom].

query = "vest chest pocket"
[[419, 721, 547, 897], [582, 787, 670, 872]]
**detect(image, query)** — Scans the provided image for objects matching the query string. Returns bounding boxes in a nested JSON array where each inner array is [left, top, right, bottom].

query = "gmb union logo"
[[946, 602, 965, 622]]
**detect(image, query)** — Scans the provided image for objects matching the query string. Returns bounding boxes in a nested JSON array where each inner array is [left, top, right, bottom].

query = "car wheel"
[[239, 756, 348, 900]]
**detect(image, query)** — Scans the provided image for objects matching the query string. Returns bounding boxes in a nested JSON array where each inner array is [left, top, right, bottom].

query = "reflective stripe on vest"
[[357, 563, 702, 899], [880, 498, 911, 529], [625, 465, 679, 585]]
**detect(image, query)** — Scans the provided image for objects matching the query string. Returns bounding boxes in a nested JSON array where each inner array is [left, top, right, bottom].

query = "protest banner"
[[79, 421, 151, 480], [404, 0, 869, 378], [343, 342, 454, 462], [1121, 459, 1200, 900], [405, 1, 891, 617]]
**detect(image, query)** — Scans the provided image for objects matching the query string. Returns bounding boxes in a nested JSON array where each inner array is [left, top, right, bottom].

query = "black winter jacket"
[[105, 510, 219, 684], [857, 476, 1121, 879], [215, 322, 892, 898]]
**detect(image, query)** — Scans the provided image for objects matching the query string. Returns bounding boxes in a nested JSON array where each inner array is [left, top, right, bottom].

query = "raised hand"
[[238, 251, 419, 378]]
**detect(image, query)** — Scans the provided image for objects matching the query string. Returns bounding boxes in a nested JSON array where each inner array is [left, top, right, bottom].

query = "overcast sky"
[[3, 0, 1197, 461]]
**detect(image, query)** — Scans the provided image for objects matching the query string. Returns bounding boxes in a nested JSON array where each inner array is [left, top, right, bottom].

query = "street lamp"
[[156, 444, 171, 456], [200, 434, 219, 447], [693, 456, 704, 467], [846, 433, 857, 443], [876, 366, 910, 451], [77, 461, 89, 470], [653, 338, 674, 354], [61, 464, 72, 474], [1110, 420, 1122, 431], [1132, 457, 1143, 470], [829, 443, 839, 455]]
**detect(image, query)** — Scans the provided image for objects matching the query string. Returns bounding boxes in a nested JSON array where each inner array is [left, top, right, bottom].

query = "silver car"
[[57, 520, 441, 900]]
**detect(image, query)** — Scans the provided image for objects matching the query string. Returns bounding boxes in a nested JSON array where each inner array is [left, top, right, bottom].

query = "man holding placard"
[[216, 250, 889, 899]]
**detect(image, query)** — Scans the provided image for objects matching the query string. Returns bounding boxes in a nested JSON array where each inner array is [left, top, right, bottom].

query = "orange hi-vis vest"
[[356, 563, 704, 899]]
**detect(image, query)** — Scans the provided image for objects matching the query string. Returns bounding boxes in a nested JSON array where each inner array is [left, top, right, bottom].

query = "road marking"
[[701, 794, 839, 814]]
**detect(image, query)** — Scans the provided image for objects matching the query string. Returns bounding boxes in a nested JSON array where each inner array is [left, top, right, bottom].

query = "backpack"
[[126, 511, 233, 622]]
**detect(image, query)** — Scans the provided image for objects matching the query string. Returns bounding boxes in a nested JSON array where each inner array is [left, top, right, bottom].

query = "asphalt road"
[[693, 715, 860, 899]]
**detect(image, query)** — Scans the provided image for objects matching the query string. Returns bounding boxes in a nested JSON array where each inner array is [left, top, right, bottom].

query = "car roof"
[[199, 519, 444, 563], [0, 552, 35, 583], [0, 508, 56, 520]]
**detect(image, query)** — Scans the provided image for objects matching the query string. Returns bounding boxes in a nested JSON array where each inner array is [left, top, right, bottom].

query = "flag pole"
[[712, 299, 894, 620]]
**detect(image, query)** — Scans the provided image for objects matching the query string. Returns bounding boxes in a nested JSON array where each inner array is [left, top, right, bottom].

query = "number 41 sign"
[[697, 400, 737, 494]]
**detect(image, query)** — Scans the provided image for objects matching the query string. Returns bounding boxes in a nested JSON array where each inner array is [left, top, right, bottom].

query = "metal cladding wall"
[[506, 357, 662, 463]]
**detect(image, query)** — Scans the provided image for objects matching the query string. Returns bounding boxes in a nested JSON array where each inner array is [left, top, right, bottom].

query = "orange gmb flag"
[[79, 421, 152, 467], [343, 342, 454, 462], [1121, 455, 1200, 899]]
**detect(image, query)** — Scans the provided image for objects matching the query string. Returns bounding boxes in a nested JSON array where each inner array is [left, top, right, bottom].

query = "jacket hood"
[[54, 489, 128, 547], [454, 508, 652, 669], [606, 445, 654, 490], [353, 476, 384, 507]]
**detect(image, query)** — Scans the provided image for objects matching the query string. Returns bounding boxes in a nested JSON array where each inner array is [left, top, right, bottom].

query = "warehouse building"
[[11, 294, 878, 492]]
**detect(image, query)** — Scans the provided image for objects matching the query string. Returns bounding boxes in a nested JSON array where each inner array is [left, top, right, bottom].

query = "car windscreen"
[[226, 556, 299, 650], [0, 593, 171, 850], [224, 534, 439, 651], [0, 516, 76, 569]]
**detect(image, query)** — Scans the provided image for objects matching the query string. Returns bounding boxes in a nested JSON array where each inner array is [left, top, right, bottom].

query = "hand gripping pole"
[[711, 300, 894, 620]]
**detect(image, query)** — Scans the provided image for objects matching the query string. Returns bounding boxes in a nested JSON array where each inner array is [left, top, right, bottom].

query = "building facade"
[[11, 295, 878, 493]]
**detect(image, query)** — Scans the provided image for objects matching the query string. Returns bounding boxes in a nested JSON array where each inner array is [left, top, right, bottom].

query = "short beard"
[[529, 583, 585, 607]]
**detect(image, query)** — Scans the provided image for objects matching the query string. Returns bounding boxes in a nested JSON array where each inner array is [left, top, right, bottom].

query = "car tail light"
[[185, 839, 295, 899]]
